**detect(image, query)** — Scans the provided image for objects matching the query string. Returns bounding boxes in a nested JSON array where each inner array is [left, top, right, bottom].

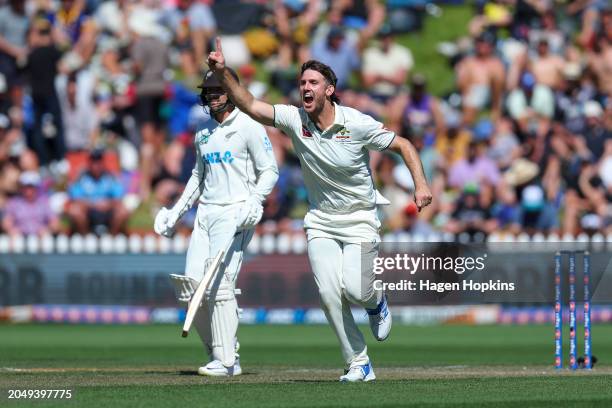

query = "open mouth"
[[303, 92, 314, 105]]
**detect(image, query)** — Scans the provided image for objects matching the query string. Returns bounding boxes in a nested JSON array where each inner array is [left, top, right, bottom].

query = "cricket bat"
[[181, 232, 237, 337]]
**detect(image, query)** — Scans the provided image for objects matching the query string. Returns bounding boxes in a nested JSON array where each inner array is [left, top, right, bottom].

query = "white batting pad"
[[211, 297, 239, 368]]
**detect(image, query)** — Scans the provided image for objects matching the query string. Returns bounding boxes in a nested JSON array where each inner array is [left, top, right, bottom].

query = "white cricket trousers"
[[304, 208, 382, 368], [184, 202, 251, 283], [184, 202, 253, 365]]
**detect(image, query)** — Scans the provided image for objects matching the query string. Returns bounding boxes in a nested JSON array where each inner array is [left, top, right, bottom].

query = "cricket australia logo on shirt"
[[333, 127, 352, 143], [203, 151, 234, 164]]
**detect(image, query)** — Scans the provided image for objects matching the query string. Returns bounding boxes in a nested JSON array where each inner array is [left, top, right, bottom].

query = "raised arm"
[[387, 136, 433, 211], [207, 38, 275, 126]]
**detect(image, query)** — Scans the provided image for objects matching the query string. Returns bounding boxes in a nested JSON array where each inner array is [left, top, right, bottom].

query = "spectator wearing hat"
[[507, 72, 555, 121], [362, 25, 413, 103], [456, 31, 505, 125], [517, 184, 558, 234], [398, 199, 436, 236], [580, 101, 610, 161], [506, 71, 555, 150], [389, 74, 444, 147], [552, 101, 608, 178], [65, 149, 129, 235], [2, 171, 60, 236]]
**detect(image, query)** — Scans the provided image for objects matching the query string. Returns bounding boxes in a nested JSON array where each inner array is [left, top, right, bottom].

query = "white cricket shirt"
[[273, 103, 395, 214], [176, 108, 278, 212]]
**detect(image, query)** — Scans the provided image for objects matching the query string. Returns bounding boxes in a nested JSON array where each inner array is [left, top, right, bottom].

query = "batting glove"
[[236, 197, 263, 230], [154, 207, 181, 237]]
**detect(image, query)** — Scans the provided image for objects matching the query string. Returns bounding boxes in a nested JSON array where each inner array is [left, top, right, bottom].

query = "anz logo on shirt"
[[263, 135, 273, 152], [203, 151, 234, 164]]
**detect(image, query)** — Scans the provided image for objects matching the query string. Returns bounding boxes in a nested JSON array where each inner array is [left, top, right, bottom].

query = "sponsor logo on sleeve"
[[301, 126, 313, 138], [263, 136, 273, 152]]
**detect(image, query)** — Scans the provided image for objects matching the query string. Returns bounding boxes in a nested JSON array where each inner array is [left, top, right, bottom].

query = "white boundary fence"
[[0, 232, 610, 254]]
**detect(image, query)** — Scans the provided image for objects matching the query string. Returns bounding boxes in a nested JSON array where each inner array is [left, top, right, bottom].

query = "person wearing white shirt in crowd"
[[153, 67, 279, 377], [362, 25, 413, 102], [207, 38, 432, 382]]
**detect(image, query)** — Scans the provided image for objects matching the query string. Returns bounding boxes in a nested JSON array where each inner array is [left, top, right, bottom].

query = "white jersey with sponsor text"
[[189, 108, 278, 206]]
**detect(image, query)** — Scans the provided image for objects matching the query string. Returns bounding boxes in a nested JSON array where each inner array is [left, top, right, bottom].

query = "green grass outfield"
[[1, 324, 612, 407]]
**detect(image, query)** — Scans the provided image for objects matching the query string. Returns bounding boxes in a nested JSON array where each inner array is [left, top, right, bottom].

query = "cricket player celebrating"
[[154, 67, 279, 376], [208, 38, 432, 382]]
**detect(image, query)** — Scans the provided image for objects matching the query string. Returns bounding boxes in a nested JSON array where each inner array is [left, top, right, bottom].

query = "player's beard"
[[303, 91, 326, 114]]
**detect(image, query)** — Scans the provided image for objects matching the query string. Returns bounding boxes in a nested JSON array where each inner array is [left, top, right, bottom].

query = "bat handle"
[[181, 330, 188, 338]]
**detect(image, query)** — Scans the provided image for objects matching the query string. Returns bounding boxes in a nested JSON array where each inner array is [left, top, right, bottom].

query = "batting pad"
[[211, 297, 239, 368]]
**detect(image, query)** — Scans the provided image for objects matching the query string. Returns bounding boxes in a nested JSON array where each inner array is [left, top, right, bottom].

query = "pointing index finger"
[[215, 37, 222, 53]]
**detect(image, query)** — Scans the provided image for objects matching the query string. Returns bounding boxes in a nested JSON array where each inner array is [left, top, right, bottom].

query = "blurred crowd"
[[0, 0, 609, 239]]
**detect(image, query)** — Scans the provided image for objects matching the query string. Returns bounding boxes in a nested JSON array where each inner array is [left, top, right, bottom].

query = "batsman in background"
[[207, 38, 432, 382], [153, 67, 279, 376]]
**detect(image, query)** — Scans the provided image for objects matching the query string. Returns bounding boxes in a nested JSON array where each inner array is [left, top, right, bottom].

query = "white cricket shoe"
[[198, 357, 242, 377], [367, 294, 392, 341], [339, 362, 376, 382]]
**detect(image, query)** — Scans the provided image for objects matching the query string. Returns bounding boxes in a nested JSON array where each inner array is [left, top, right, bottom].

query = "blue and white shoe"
[[366, 294, 392, 341], [339, 361, 376, 382]]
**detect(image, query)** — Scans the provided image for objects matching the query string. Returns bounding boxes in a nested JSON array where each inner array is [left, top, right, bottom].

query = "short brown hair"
[[300, 60, 340, 104]]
